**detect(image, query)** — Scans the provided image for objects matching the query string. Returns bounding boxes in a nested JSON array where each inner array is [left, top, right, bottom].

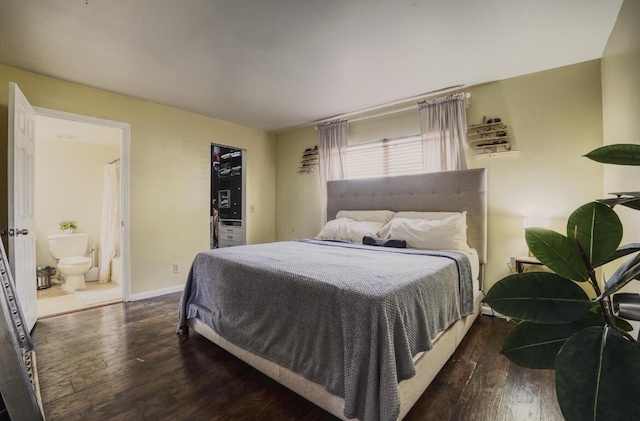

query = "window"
[[346, 135, 423, 179]]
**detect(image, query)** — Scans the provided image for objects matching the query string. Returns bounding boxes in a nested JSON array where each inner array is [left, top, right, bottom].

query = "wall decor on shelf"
[[298, 145, 319, 173], [467, 116, 516, 156]]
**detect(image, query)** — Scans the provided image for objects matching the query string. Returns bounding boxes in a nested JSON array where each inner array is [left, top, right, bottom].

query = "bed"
[[178, 168, 487, 421]]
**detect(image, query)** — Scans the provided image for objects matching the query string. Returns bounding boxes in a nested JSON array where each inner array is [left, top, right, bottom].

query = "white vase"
[[62, 229, 74, 234]]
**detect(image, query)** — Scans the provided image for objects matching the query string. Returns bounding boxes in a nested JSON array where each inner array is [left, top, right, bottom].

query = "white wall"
[[601, 0, 640, 324], [34, 137, 120, 268]]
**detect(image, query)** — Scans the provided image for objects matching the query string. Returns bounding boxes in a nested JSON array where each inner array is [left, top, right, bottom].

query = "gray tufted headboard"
[[326, 168, 488, 264]]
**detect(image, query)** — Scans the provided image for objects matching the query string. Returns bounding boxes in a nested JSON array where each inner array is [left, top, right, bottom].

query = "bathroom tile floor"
[[37, 279, 122, 318]]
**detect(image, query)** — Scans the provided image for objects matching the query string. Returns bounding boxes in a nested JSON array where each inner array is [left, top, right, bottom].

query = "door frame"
[[34, 107, 132, 301]]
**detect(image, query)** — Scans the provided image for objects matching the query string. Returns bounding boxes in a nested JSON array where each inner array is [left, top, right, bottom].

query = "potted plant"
[[59, 220, 77, 234], [484, 144, 640, 421]]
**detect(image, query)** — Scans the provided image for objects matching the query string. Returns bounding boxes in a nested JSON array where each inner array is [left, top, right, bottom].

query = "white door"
[[8, 82, 37, 332]]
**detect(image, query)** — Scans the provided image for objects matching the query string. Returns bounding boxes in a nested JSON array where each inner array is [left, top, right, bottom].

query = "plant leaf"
[[586, 303, 634, 332], [525, 228, 589, 281], [600, 192, 640, 211], [620, 200, 640, 211], [598, 196, 640, 210], [501, 317, 602, 369], [600, 253, 640, 299], [566, 202, 622, 268], [555, 326, 640, 421], [614, 315, 634, 332], [599, 244, 640, 266], [585, 144, 640, 165], [484, 273, 591, 324]]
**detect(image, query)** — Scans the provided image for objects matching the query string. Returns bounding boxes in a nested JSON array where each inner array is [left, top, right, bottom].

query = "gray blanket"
[[178, 239, 473, 421]]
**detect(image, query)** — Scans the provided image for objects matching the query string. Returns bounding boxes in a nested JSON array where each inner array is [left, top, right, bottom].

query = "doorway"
[[33, 108, 131, 318]]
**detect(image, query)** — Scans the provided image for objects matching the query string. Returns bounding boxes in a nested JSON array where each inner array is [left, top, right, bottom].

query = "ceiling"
[[0, 0, 623, 132]]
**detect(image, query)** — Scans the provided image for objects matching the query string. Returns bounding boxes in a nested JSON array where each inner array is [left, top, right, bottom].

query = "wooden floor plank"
[[32, 293, 564, 421]]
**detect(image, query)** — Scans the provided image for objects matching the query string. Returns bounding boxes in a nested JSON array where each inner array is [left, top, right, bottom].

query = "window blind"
[[346, 135, 423, 179]]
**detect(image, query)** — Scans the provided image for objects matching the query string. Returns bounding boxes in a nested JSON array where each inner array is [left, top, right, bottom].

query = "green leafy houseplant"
[[484, 144, 640, 421], [58, 220, 77, 231]]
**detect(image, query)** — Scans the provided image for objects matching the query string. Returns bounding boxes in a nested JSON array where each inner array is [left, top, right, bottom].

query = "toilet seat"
[[59, 256, 92, 266]]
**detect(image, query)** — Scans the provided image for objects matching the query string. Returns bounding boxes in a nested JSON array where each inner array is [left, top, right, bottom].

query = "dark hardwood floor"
[[31, 293, 564, 421]]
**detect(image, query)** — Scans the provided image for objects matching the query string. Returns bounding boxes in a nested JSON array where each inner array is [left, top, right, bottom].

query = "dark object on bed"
[[362, 236, 407, 248]]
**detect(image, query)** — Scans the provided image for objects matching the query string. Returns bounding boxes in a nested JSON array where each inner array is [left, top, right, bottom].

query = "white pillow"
[[316, 218, 385, 243], [378, 212, 469, 250], [336, 210, 396, 224], [394, 211, 462, 221]]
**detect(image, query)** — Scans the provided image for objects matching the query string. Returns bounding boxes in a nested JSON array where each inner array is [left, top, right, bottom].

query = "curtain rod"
[[307, 84, 465, 128], [350, 91, 470, 124], [308, 87, 470, 130]]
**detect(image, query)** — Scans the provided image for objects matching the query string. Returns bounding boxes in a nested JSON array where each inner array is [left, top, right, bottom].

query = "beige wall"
[[467, 60, 603, 291], [275, 126, 322, 239], [275, 60, 604, 292], [601, 0, 640, 297], [0, 64, 277, 295], [34, 137, 120, 268]]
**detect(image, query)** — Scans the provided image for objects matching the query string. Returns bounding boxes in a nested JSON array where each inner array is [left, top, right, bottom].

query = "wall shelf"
[[468, 136, 511, 144], [475, 150, 519, 157], [298, 145, 318, 173], [467, 119, 515, 155]]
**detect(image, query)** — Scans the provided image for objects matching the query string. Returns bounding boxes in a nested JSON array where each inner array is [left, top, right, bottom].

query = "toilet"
[[48, 233, 92, 291]]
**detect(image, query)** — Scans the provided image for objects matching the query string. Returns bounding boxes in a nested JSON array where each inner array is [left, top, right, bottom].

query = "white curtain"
[[98, 162, 120, 282], [317, 119, 348, 224], [419, 93, 468, 172]]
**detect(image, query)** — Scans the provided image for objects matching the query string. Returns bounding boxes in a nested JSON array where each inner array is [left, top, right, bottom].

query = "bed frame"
[[190, 168, 488, 420]]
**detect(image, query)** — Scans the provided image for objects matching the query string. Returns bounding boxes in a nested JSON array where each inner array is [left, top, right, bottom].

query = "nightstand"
[[515, 256, 544, 274]]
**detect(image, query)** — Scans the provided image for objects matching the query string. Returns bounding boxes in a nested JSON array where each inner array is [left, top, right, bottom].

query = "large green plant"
[[484, 144, 640, 421]]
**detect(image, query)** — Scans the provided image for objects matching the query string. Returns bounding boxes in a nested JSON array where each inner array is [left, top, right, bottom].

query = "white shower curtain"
[[98, 162, 120, 282]]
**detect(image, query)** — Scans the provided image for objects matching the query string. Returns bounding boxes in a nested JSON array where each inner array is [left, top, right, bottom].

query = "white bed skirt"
[[189, 290, 483, 421]]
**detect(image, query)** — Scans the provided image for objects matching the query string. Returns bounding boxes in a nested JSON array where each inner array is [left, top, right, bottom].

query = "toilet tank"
[[48, 233, 89, 259]]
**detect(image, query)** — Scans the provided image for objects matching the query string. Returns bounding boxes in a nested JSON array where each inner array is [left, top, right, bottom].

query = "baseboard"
[[129, 284, 185, 301], [481, 305, 506, 319]]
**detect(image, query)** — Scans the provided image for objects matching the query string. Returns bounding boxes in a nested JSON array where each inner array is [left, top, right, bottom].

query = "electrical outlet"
[[173, 263, 179, 273], [250, 205, 255, 213]]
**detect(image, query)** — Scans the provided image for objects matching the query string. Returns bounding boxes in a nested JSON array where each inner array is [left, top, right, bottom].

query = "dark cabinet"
[[211, 145, 245, 248]]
